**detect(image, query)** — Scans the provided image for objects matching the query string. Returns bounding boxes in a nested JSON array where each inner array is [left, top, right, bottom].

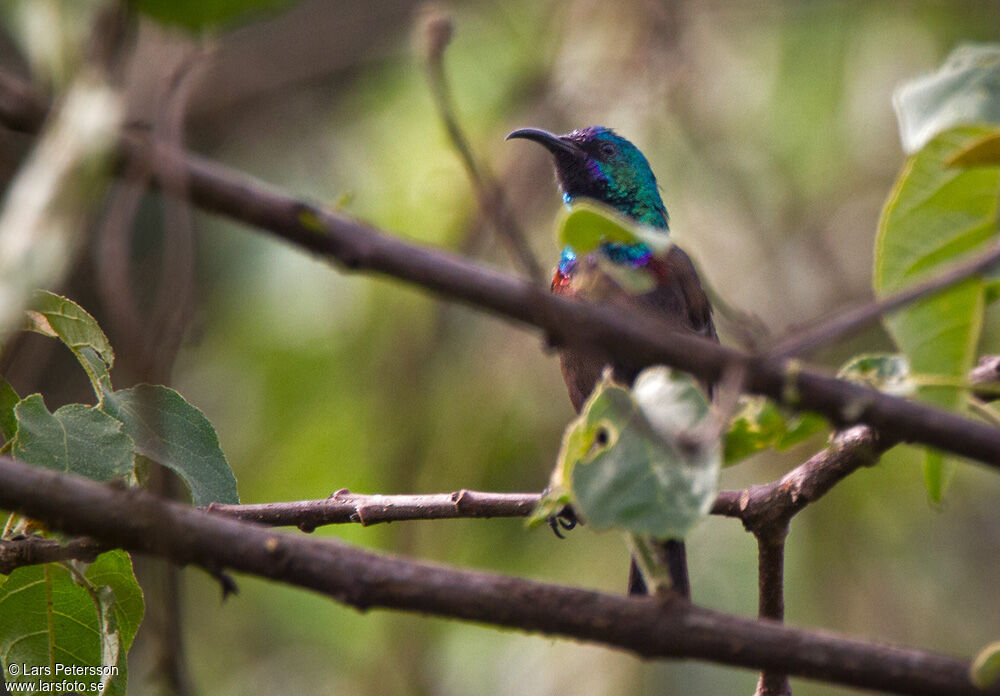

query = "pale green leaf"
[[558, 200, 672, 257], [837, 354, 916, 396], [536, 368, 719, 541], [894, 43, 1000, 154]]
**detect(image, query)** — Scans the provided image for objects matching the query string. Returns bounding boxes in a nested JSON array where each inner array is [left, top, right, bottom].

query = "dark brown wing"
[[552, 244, 717, 411], [644, 245, 717, 343]]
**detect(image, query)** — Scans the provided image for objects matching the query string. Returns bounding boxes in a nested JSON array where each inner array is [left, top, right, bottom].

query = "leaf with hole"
[[536, 368, 719, 541]]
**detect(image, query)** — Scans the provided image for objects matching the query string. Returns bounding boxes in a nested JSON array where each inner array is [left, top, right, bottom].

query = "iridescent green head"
[[506, 126, 668, 230]]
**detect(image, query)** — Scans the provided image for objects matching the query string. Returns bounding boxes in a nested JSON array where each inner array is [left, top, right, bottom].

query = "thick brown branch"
[[0, 456, 994, 696], [2, 70, 1000, 469]]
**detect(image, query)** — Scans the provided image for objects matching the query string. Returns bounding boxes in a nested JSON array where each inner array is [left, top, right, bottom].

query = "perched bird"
[[506, 126, 717, 598]]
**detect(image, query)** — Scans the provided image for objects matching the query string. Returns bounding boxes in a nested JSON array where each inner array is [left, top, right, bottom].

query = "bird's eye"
[[599, 142, 617, 158]]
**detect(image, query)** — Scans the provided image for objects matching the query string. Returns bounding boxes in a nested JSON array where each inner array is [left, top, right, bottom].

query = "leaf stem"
[[626, 534, 673, 595]]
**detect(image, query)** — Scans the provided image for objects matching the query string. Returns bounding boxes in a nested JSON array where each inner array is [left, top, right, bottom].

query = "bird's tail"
[[627, 539, 690, 598]]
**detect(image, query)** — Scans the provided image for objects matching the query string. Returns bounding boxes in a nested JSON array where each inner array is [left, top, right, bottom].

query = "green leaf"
[[85, 551, 145, 654], [134, 0, 297, 31], [985, 277, 1000, 304], [537, 368, 719, 541], [11, 395, 134, 482], [27, 291, 114, 397], [101, 385, 238, 505], [0, 376, 19, 442], [875, 127, 997, 500], [558, 200, 672, 257], [724, 397, 827, 465], [837, 354, 916, 396], [922, 450, 955, 505], [0, 551, 143, 695], [894, 43, 1000, 154], [948, 131, 1000, 169], [972, 641, 1000, 689]]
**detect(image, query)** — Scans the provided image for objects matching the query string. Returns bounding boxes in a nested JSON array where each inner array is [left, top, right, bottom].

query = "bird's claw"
[[547, 506, 578, 539]]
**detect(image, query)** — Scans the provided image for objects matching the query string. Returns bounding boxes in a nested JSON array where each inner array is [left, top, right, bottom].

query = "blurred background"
[[2, 1, 1000, 694]]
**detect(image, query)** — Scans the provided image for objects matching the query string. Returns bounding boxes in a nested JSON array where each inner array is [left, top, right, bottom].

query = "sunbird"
[[506, 126, 717, 597]]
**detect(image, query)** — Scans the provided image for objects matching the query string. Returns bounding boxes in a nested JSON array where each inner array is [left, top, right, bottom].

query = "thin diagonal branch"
[[768, 242, 1000, 359], [0, 456, 994, 696], [3, 69, 1000, 468], [420, 9, 545, 283]]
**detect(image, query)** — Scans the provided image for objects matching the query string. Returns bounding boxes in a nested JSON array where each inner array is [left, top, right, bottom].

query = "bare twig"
[[0, 425, 882, 573], [419, 8, 544, 282], [204, 428, 880, 532], [0, 456, 994, 696], [768, 242, 1000, 359], [206, 489, 540, 531]]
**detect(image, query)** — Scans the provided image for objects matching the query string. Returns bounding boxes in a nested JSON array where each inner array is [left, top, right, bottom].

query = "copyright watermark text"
[[5, 662, 119, 692]]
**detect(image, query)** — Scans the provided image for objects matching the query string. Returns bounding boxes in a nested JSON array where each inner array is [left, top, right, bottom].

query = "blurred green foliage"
[[4, 1, 1000, 695], [133, 0, 296, 31], [170, 3, 1000, 694]]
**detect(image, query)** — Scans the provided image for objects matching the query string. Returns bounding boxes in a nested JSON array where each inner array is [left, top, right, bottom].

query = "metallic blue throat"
[[557, 242, 652, 276], [558, 195, 665, 277]]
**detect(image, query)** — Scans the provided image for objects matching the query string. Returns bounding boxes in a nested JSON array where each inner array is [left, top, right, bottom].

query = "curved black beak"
[[505, 127, 582, 156]]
